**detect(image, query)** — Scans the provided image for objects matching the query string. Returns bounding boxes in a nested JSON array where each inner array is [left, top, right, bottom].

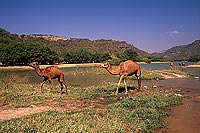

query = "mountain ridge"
[[21, 34, 149, 56], [1, 28, 200, 61], [151, 40, 200, 61]]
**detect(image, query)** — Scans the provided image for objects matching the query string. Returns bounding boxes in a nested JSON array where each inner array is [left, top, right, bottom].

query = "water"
[[140, 62, 195, 70], [184, 67, 200, 77], [140, 63, 171, 70], [140, 62, 199, 77]]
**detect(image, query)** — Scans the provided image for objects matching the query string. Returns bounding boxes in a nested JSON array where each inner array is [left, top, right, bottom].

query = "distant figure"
[[170, 62, 175, 70], [170, 62, 184, 71], [179, 61, 185, 66]]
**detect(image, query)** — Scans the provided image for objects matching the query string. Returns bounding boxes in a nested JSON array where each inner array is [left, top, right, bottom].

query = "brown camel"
[[29, 62, 67, 94], [101, 60, 141, 94]]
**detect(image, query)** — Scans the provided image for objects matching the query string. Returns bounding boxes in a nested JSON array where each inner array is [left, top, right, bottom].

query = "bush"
[[0, 42, 58, 65]]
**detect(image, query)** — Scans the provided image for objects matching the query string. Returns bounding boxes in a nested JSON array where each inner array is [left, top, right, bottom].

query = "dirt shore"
[[0, 63, 101, 70], [157, 78, 200, 133]]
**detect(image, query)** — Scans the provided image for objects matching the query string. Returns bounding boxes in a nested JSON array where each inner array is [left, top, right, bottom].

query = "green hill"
[[21, 34, 149, 56], [0, 28, 149, 65]]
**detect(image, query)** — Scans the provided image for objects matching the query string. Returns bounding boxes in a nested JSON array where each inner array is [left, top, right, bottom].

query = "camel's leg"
[[116, 76, 124, 94], [59, 74, 68, 94], [59, 82, 68, 94], [40, 79, 47, 93], [48, 79, 53, 92], [137, 76, 141, 92], [123, 78, 128, 94], [63, 82, 68, 95]]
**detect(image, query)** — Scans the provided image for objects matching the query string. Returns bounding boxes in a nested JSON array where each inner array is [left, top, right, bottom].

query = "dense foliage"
[[0, 43, 58, 65], [62, 49, 111, 63], [0, 28, 59, 65], [188, 55, 200, 62]]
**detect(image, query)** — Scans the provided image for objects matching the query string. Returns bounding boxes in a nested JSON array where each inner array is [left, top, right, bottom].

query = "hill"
[[152, 40, 200, 61], [20, 34, 149, 56], [1, 27, 199, 62], [0, 28, 150, 65]]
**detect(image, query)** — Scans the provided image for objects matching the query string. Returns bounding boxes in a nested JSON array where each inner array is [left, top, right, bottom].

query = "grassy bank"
[[0, 68, 183, 132], [0, 91, 182, 133]]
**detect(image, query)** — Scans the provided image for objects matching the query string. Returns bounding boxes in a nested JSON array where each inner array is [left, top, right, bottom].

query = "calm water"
[[140, 62, 195, 70], [0, 62, 199, 87]]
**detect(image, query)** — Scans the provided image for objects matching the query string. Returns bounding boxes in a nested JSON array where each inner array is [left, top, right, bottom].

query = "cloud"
[[168, 30, 181, 38]]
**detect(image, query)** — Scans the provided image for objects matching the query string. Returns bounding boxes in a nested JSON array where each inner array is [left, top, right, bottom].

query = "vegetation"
[[188, 55, 200, 62], [0, 93, 182, 133], [62, 49, 111, 63], [0, 42, 58, 66], [0, 28, 59, 65]]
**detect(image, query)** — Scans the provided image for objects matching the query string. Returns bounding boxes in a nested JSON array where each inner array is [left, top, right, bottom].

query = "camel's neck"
[[106, 64, 120, 75], [34, 66, 43, 77]]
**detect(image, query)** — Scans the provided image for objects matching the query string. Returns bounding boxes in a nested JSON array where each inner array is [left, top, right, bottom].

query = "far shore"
[[0, 63, 102, 70], [185, 64, 200, 68]]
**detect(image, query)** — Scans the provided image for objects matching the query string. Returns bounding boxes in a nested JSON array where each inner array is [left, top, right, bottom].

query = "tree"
[[0, 42, 58, 66], [62, 50, 111, 63], [117, 49, 139, 61]]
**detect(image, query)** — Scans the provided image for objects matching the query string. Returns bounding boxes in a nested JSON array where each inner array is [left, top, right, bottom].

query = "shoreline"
[[0, 63, 101, 70], [0, 62, 200, 70]]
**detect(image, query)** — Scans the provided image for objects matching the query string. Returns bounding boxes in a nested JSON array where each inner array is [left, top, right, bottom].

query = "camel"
[[170, 62, 184, 71], [101, 60, 141, 94], [29, 62, 67, 94]]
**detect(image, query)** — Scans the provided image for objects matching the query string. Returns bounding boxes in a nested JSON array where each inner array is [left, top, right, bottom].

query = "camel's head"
[[29, 62, 39, 68], [100, 63, 110, 69]]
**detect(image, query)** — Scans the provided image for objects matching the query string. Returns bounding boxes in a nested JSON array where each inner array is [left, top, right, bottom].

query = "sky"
[[0, 0, 199, 53]]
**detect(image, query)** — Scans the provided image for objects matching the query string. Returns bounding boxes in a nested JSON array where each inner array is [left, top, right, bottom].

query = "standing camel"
[[29, 62, 67, 94], [101, 60, 141, 94]]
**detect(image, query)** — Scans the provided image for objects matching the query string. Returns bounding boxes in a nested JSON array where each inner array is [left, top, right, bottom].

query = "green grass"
[[0, 92, 182, 133], [0, 69, 183, 132]]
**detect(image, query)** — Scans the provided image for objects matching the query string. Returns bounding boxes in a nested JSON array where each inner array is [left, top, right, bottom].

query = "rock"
[[143, 86, 148, 89], [30, 105, 36, 108], [175, 93, 182, 97], [153, 85, 157, 88]]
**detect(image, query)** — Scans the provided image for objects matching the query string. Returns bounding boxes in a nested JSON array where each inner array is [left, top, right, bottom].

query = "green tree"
[[0, 42, 58, 66], [117, 49, 139, 61]]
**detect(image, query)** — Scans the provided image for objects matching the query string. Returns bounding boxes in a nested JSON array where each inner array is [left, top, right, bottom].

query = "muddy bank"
[[156, 78, 200, 133]]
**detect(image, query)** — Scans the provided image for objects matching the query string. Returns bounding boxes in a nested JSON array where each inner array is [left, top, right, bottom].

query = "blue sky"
[[0, 0, 199, 52]]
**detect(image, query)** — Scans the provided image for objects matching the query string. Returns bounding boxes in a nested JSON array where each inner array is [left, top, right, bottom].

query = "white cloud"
[[168, 30, 181, 38]]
